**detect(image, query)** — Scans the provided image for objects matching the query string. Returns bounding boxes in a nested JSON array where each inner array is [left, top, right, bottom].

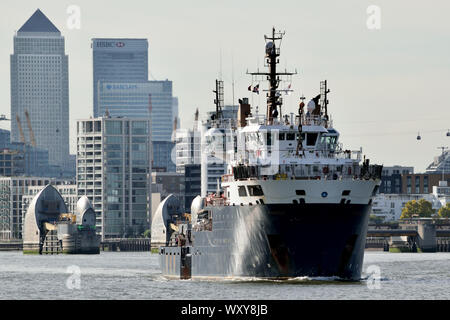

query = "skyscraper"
[[10, 9, 69, 169], [92, 38, 148, 117], [92, 38, 176, 172]]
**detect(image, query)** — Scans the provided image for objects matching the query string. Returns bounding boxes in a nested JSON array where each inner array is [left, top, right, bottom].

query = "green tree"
[[400, 199, 434, 219], [142, 229, 151, 238], [369, 214, 384, 224], [438, 203, 450, 218]]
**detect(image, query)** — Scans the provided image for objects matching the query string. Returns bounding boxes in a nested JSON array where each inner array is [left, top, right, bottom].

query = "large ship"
[[157, 28, 382, 280]]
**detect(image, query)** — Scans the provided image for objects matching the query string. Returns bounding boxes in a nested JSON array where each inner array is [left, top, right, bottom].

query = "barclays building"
[[92, 38, 148, 118]]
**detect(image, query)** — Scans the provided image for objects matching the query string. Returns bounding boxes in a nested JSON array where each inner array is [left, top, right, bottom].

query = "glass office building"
[[77, 117, 151, 240], [152, 141, 176, 172], [10, 9, 69, 168], [92, 38, 148, 118], [97, 80, 176, 172], [92, 38, 176, 172], [97, 80, 174, 142]]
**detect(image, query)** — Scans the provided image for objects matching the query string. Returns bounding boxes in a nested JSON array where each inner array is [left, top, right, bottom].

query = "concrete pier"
[[0, 240, 23, 251], [366, 219, 450, 252], [417, 221, 437, 252]]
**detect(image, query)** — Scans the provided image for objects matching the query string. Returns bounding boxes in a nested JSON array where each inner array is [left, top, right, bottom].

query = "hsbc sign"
[[96, 41, 126, 48]]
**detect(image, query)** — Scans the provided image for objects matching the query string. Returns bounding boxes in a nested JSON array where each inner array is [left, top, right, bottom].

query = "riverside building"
[[0, 177, 74, 240], [379, 166, 414, 194], [76, 116, 151, 240]]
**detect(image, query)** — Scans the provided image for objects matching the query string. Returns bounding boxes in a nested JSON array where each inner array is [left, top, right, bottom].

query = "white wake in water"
[[228, 207, 269, 276]]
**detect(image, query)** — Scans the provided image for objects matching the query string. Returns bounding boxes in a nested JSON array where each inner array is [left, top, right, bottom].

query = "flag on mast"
[[248, 84, 260, 94]]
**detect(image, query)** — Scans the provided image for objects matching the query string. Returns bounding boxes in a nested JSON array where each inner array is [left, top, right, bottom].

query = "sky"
[[0, 0, 449, 172]]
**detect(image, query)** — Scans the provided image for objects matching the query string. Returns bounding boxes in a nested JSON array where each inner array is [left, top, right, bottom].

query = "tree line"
[[400, 199, 450, 219]]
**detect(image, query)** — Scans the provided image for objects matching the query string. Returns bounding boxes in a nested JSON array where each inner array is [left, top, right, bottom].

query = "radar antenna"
[[247, 27, 297, 123]]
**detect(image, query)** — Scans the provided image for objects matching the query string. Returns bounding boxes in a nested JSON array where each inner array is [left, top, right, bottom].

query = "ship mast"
[[248, 27, 296, 123], [320, 80, 330, 127]]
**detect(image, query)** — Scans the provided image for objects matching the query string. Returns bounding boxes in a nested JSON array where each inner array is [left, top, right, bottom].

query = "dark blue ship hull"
[[159, 202, 371, 280]]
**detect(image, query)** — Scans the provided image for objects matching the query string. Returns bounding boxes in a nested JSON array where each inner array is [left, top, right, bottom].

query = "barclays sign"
[[106, 84, 138, 90]]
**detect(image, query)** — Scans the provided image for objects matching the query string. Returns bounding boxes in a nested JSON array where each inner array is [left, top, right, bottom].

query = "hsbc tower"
[[92, 38, 148, 117]]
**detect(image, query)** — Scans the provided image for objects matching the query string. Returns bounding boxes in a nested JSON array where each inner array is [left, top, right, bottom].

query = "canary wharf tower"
[[10, 9, 69, 169]]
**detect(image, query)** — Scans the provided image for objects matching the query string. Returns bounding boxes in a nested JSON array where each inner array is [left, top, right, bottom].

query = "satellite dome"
[[265, 41, 275, 55]]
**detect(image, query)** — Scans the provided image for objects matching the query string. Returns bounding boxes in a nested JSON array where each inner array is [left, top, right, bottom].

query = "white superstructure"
[[219, 109, 381, 207]]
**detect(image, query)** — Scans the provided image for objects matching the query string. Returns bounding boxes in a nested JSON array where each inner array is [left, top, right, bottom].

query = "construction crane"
[[15, 115, 26, 144], [24, 110, 36, 147]]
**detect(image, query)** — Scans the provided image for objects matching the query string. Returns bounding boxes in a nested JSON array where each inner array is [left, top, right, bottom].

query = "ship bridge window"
[[279, 133, 285, 141], [319, 135, 337, 151], [306, 133, 318, 146], [238, 186, 248, 197], [248, 185, 264, 196], [286, 133, 295, 140]]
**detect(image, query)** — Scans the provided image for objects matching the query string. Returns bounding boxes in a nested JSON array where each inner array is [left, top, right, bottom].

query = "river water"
[[0, 251, 449, 300]]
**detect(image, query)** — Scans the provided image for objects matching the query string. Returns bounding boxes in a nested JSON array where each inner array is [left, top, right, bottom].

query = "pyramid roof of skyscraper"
[[18, 9, 60, 33]]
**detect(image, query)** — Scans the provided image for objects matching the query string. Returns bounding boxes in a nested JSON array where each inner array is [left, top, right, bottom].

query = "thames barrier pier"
[[22, 185, 100, 254]]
